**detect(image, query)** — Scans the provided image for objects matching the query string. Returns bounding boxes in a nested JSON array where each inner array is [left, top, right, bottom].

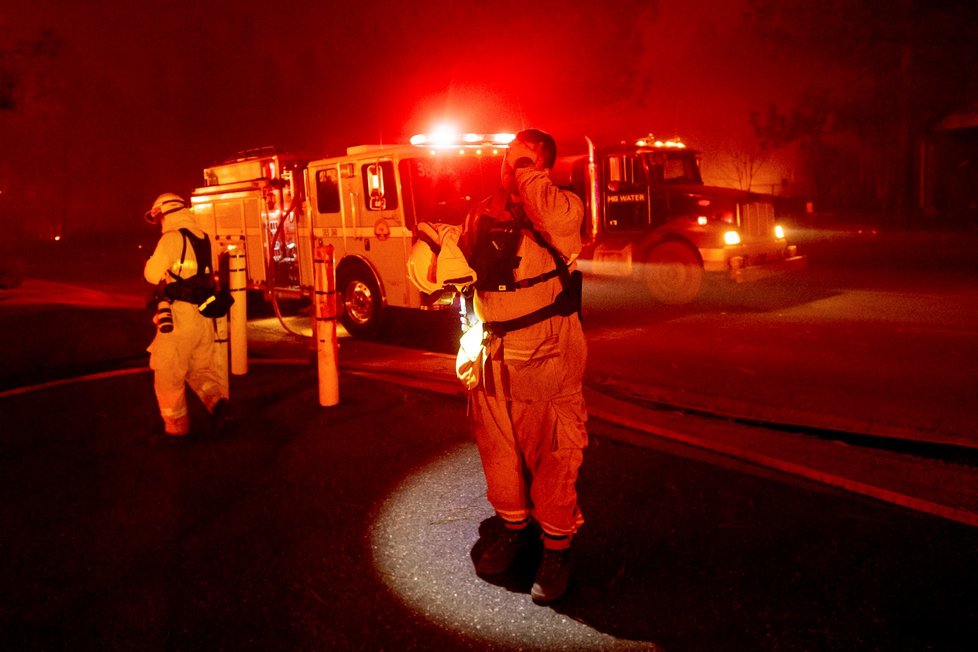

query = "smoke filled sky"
[[25, 0, 766, 141], [3, 0, 975, 234]]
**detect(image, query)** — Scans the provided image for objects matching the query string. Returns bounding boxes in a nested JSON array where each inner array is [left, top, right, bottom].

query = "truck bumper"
[[727, 252, 808, 283], [702, 243, 807, 282], [588, 242, 808, 284]]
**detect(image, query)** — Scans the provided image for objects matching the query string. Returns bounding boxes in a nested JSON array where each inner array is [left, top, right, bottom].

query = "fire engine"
[[553, 135, 807, 304], [190, 134, 513, 337], [190, 130, 808, 341]]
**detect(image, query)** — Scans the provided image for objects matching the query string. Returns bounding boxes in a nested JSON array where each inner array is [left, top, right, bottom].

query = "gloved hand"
[[505, 139, 538, 170]]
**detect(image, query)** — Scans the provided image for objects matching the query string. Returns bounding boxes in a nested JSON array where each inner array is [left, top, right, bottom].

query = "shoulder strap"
[[178, 228, 212, 276], [507, 201, 571, 290], [166, 229, 212, 283], [166, 231, 190, 283], [483, 204, 582, 336]]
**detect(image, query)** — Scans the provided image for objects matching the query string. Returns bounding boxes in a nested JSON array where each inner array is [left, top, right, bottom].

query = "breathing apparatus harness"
[[153, 228, 233, 318], [461, 200, 582, 337]]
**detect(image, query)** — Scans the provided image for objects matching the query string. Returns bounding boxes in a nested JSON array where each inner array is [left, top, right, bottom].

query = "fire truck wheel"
[[642, 241, 703, 305], [338, 265, 386, 338]]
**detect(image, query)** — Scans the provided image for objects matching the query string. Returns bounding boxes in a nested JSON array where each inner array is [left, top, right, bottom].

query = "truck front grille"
[[739, 201, 775, 243]]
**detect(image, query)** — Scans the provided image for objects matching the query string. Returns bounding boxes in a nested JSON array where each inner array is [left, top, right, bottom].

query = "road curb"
[[6, 357, 975, 529], [339, 359, 978, 530], [584, 388, 978, 529]]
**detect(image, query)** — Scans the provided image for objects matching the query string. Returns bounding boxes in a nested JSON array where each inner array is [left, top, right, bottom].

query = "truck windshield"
[[647, 151, 703, 184], [398, 155, 502, 227]]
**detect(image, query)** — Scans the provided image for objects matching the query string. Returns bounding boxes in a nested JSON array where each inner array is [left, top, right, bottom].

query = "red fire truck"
[[190, 131, 807, 340], [554, 135, 807, 304], [190, 134, 513, 337]]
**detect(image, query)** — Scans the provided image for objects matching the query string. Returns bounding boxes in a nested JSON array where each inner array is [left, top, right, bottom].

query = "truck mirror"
[[367, 163, 386, 210], [367, 164, 384, 197]]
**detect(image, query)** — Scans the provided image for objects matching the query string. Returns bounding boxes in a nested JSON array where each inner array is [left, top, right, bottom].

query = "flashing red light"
[[636, 134, 686, 149], [411, 131, 515, 148]]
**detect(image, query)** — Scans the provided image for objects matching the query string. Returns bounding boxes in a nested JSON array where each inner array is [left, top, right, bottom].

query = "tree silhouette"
[[0, 28, 66, 238], [745, 0, 978, 222]]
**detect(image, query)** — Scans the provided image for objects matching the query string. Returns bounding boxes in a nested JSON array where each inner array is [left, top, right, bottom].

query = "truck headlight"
[[774, 224, 785, 239], [723, 230, 741, 246]]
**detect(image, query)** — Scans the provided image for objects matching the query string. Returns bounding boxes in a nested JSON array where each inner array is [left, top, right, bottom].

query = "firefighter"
[[462, 129, 587, 604], [143, 193, 229, 441]]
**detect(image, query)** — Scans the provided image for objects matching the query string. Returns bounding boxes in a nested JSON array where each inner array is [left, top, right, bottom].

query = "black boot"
[[209, 398, 231, 437], [531, 547, 572, 604], [475, 524, 536, 576]]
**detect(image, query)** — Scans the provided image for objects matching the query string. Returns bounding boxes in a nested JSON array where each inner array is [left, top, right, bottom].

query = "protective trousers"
[[148, 301, 227, 435], [469, 313, 588, 542]]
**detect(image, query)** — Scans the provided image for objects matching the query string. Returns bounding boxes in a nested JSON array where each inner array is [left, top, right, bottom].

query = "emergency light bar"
[[410, 132, 516, 148], [635, 135, 686, 149]]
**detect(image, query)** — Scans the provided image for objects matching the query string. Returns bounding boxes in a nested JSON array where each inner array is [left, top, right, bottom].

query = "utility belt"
[[482, 269, 582, 337], [154, 279, 232, 319], [162, 279, 214, 305]]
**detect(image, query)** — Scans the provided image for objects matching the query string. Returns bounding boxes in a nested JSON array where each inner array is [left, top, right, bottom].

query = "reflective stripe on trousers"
[[148, 301, 227, 435], [469, 313, 588, 538]]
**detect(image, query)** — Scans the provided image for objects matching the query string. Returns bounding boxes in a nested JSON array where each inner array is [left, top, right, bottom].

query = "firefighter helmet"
[[145, 192, 187, 225], [407, 238, 441, 294], [407, 222, 477, 294], [408, 223, 441, 294]]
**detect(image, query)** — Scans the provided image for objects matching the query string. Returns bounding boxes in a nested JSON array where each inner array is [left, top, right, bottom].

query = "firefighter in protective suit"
[[411, 130, 587, 604], [144, 193, 229, 440]]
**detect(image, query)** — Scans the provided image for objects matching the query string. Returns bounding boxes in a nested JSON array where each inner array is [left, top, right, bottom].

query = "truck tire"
[[338, 264, 386, 338], [642, 241, 703, 305]]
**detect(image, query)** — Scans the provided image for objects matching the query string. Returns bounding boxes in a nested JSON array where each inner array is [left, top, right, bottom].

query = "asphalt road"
[[1, 227, 977, 650], [2, 361, 978, 651], [581, 226, 978, 448]]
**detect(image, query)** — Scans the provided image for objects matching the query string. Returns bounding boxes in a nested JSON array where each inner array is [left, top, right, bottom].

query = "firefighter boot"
[[209, 398, 231, 437], [531, 547, 572, 605], [475, 522, 536, 576], [149, 418, 190, 446]]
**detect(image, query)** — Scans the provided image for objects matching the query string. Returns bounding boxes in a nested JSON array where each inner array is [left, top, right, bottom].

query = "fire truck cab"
[[191, 135, 511, 337], [554, 135, 807, 304]]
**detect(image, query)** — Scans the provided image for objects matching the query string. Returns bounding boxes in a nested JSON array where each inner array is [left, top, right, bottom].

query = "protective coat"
[[467, 167, 588, 543], [144, 207, 227, 435]]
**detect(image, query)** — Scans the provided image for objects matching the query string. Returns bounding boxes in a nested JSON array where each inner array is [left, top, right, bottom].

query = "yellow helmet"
[[407, 224, 442, 294], [145, 192, 187, 225], [407, 223, 477, 294]]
